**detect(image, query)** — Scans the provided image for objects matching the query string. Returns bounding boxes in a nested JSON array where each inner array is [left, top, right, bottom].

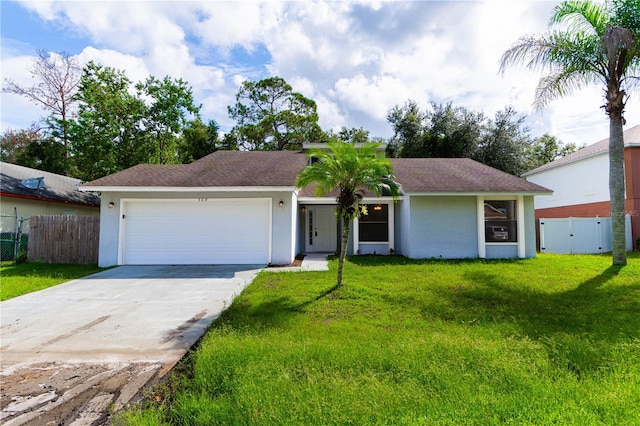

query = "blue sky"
[[2, 0, 637, 146]]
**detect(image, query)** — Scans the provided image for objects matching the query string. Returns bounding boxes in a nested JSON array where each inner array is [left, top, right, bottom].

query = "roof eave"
[[403, 191, 553, 196], [79, 185, 297, 193]]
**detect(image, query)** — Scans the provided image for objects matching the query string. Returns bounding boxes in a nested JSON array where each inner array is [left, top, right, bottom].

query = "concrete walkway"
[[266, 253, 330, 272]]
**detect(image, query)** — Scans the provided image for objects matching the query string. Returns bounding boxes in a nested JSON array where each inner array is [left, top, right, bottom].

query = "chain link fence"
[[1, 208, 30, 262]]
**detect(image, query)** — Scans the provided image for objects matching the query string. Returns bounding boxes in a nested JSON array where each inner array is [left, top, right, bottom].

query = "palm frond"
[[550, 0, 609, 36], [533, 70, 600, 109]]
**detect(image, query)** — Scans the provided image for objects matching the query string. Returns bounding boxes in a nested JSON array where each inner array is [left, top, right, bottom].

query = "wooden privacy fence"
[[28, 215, 100, 264]]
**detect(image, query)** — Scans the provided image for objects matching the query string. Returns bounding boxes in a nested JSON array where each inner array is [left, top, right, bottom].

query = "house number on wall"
[[198, 198, 208, 202]]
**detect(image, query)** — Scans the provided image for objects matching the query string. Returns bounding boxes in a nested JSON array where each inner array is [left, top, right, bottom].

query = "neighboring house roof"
[[523, 124, 640, 176], [1, 162, 100, 207], [82, 151, 550, 196]]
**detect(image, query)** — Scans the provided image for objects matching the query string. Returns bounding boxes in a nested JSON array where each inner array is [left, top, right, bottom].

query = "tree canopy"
[[386, 101, 551, 176], [228, 77, 325, 150], [2, 50, 81, 170]]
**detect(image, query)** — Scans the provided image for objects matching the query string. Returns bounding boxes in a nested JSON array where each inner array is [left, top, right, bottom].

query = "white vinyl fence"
[[539, 215, 632, 254]]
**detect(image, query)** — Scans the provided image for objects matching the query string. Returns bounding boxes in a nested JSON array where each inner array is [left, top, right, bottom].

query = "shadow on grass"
[[216, 256, 639, 347], [453, 264, 639, 378]]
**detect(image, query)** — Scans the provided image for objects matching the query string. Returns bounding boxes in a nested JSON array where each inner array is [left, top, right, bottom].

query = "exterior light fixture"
[[108, 202, 115, 209], [279, 201, 284, 207]]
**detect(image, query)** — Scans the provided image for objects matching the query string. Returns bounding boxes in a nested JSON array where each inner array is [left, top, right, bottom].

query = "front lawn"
[[125, 253, 640, 425], [0, 262, 104, 301]]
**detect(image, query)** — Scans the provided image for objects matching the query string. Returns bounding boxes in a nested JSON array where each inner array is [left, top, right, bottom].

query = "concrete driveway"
[[1, 264, 263, 367], [0, 264, 263, 425]]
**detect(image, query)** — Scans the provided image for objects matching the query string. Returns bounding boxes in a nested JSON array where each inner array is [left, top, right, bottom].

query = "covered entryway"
[[306, 206, 337, 253], [121, 199, 271, 264]]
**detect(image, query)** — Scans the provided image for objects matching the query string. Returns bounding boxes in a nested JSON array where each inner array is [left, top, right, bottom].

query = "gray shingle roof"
[[82, 151, 550, 195], [83, 151, 309, 187], [523, 124, 640, 176], [1, 162, 100, 207], [390, 158, 550, 193]]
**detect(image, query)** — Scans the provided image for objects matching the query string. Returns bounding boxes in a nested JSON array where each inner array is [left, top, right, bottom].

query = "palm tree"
[[500, 0, 639, 266], [296, 140, 400, 286]]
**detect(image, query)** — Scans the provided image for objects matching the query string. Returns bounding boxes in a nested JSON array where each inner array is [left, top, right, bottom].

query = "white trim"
[[478, 196, 526, 258], [407, 191, 551, 197], [353, 200, 394, 253], [477, 196, 486, 258], [80, 186, 296, 193], [297, 196, 403, 204], [517, 195, 525, 258]]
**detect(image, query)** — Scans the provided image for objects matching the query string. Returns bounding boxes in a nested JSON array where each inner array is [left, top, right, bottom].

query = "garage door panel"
[[122, 199, 271, 265]]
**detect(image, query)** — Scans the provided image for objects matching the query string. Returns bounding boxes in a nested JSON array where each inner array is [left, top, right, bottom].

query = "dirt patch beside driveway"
[[0, 265, 263, 425]]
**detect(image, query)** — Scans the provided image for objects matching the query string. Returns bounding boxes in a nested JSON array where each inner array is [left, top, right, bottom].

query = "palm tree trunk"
[[609, 114, 627, 266], [337, 218, 351, 286]]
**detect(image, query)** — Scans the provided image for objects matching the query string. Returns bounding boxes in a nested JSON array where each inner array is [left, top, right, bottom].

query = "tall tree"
[[69, 62, 147, 181], [228, 77, 324, 150], [525, 134, 580, 170], [178, 118, 224, 163], [15, 137, 67, 175], [386, 100, 427, 157], [1, 127, 41, 164], [3, 50, 81, 167], [296, 141, 400, 287], [137, 76, 201, 164], [500, 0, 640, 266], [474, 107, 531, 176]]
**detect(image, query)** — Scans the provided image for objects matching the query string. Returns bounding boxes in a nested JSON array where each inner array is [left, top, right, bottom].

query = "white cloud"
[[3, 0, 638, 148]]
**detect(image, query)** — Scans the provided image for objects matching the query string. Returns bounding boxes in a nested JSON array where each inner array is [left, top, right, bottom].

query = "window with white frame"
[[359, 204, 389, 242], [484, 200, 517, 243]]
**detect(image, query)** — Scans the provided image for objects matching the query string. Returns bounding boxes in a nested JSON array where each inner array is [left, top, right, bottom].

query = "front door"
[[308, 206, 337, 252]]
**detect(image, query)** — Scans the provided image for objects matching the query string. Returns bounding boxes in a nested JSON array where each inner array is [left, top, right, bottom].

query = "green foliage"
[[13, 137, 67, 175], [178, 118, 224, 163], [388, 102, 534, 176], [388, 101, 484, 159], [326, 126, 372, 145], [228, 77, 324, 150], [0, 262, 104, 301], [67, 62, 203, 180], [296, 141, 400, 286], [1, 127, 41, 164], [69, 61, 148, 181], [475, 107, 531, 176], [525, 133, 581, 171], [500, 0, 640, 266], [2, 50, 81, 169], [136, 75, 201, 164], [129, 253, 640, 425]]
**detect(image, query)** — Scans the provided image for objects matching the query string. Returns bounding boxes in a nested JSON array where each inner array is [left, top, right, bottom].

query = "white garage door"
[[122, 199, 271, 265]]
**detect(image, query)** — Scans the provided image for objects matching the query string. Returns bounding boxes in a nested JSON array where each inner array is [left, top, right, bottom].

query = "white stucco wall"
[[407, 196, 479, 259], [96, 190, 296, 267], [398, 195, 537, 259], [525, 154, 610, 209]]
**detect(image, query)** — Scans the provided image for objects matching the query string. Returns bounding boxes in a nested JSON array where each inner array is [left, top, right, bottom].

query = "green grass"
[[0, 262, 104, 301], [122, 253, 640, 425]]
